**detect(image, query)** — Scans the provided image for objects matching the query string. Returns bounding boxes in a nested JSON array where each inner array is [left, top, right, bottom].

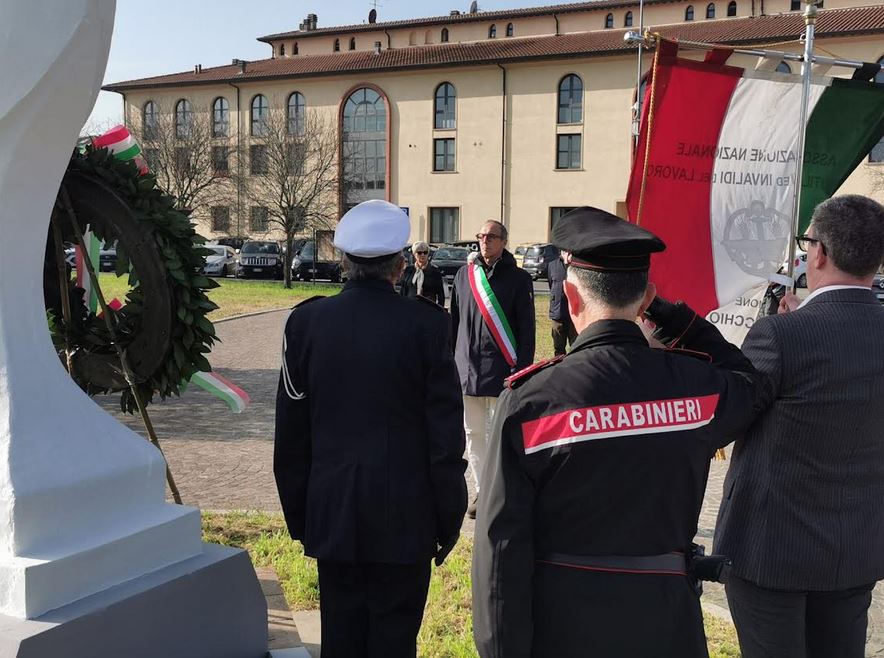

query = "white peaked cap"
[[333, 200, 411, 260]]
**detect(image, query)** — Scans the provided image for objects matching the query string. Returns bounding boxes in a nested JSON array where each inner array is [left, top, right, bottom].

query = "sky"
[[90, 0, 561, 128]]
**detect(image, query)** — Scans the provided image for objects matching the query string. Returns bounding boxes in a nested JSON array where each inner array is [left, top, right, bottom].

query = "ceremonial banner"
[[627, 41, 884, 316], [75, 226, 101, 313]]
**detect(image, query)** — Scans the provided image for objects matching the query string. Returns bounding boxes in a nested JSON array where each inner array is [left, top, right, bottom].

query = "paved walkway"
[[97, 309, 884, 655]]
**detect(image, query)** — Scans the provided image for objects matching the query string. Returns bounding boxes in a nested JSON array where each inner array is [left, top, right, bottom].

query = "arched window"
[[175, 99, 192, 139], [294, 42, 299, 55], [869, 57, 884, 162], [706, 3, 716, 18], [342, 87, 388, 208], [558, 74, 583, 124], [251, 94, 269, 137], [288, 92, 306, 135], [333, 38, 340, 52], [349, 37, 356, 50], [727, 1, 737, 16], [604, 13, 614, 28], [489, 24, 497, 38], [506, 23, 514, 37], [624, 11, 633, 26], [441, 28, 449, 42], [685, 5, 695, 20], [279, 43, 286, 57], [776, 61, 792, 74], [212, 97, 229, 138], [434, 83, 456, 130], [142, 100, 158, 140]]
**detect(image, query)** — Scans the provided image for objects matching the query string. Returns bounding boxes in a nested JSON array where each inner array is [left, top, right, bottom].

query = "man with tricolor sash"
[[472, 207, 771, 657], [450, 220, 535, 518]]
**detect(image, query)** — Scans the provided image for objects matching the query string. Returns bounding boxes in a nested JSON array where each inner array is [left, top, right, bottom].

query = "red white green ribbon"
[[92, 125, 148, 174], [188, 371, 250, 413], [467, 263, 517, 367], [75, 227, 101, 313]]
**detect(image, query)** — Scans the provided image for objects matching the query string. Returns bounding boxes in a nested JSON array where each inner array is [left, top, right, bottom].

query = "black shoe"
[[467, 494, 478, 520]]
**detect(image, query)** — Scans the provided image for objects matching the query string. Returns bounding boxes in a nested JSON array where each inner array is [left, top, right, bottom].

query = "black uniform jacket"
[[545, 257, 568, 322], [450, 251, 535, 397], [472, 306, 771, 657], [274, 279, 468, 564], [399, 264, 446, 307]]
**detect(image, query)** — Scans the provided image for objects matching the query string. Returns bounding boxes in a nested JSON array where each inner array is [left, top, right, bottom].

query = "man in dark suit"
[[545, 249, 576, 355], [274, 200, 467, 658], [715, 194, 884, 658]]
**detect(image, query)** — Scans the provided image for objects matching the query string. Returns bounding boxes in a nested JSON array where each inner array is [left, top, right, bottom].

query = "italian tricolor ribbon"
[[92, 125, 149, 174], [75, 226, 101, 313], [467, 263, 518, 367], [187, 371, 250, 413]]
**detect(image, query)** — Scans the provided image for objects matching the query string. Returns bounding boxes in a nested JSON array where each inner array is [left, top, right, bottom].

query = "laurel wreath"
[[53, 146, 219, 413]]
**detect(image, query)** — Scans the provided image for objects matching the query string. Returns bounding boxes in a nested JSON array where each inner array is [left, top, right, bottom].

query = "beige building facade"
[[106, 0, 884, 246]]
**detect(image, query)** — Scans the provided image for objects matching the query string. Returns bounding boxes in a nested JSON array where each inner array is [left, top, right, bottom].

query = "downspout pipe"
[[384, 29, 392, 49], [228, 81, 243, 237], [497, 64, 507, 225], [553, 13, 560, 36]]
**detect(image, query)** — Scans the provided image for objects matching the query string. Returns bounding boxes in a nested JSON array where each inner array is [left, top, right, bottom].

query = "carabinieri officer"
[[275, 200, 467, 658], [471, 207, 770, 657]]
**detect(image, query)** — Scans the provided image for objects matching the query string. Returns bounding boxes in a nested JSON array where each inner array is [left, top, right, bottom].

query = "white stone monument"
[[0, 2, 267, 655]]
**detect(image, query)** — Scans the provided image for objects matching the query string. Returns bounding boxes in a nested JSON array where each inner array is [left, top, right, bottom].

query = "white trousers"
[[463, 395, 498, 492]]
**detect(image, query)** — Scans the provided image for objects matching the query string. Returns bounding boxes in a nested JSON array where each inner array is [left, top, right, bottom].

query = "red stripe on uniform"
[[521, 394, 720, 454]]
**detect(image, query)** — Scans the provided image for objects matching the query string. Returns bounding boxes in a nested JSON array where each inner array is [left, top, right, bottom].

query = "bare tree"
[[136, 102, 236, 217], [235, 109, 340, 288]]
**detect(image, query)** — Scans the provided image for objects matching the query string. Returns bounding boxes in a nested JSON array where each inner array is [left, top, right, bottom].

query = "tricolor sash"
[[467, 263, 518, 367]]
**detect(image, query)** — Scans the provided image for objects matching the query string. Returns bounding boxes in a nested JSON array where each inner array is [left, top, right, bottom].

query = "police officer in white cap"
[[274, 200, 468, 658]]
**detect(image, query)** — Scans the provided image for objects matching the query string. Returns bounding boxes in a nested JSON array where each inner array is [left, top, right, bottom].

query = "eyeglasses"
[[476, 233, 503, 242], [795, 234, 825, 253], [415, 250, 429, 255]]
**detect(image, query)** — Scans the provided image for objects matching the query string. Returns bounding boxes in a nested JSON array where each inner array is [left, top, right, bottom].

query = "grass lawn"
[[98, 273, 562, 358], [202, 512, 742, 658]]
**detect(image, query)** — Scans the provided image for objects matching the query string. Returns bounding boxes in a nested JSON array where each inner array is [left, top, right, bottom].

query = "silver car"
[[203, 245, 237, 277]]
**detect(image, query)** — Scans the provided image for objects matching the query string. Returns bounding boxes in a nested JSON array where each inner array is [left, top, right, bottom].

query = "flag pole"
[[632, 0, 646, 149], [786, 0, 819, 284]]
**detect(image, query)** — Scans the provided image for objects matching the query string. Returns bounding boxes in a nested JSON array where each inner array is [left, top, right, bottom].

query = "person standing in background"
[[450, 220, 535, 519], [399, 241, 445, 306], [546, 248, 576, 355]]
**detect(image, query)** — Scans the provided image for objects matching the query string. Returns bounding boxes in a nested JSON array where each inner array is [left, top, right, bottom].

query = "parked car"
[[215, 236, 250, 252], [98, 241, 117, 272], [513, 243, 533, 268], [236, 240, 283, 279], [449, 239, 479, 253], [874, 270, 884, 304], [291, 240, 343, 282], [522, 243, 559, 281], [431, 246, 471, 280], [202, 245, 237, 277]]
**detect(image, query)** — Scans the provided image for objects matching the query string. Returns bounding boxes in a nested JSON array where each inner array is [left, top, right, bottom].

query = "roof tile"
[[104, 5, 884, 92]]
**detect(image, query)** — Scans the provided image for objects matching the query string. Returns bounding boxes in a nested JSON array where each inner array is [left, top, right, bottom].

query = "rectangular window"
[[212, 146, 229, 175], [434, 138, 456, 172], [429, 207, 459, 243], [869, 138, 884, 164], [287, 142, 306, 174], [790, 0, 800, 8], [249, 206, 269, 232], [549, 207, 577, 236], [211, 206, 231, 232], [250, 144, 268, 175], [175, 147, 189, 172], [143, 148, 159, 171], [556, 134, 582, 170]]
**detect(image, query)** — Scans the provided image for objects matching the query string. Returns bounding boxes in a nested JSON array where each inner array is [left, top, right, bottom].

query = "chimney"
[[309, 14, 318, 30], [193, 64, 202, 74], [374, 41, 382, 54]]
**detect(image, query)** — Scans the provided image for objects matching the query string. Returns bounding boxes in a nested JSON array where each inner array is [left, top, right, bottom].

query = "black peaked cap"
[[551, 206, 666, 272]]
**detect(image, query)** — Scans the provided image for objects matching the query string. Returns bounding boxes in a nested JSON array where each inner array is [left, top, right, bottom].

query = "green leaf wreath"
[[49, 146, 220, 413]]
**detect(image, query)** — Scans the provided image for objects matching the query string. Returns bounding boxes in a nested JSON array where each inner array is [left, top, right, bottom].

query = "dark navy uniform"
[[471, 207, 769, 657], [274, 200, 467, 658]]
